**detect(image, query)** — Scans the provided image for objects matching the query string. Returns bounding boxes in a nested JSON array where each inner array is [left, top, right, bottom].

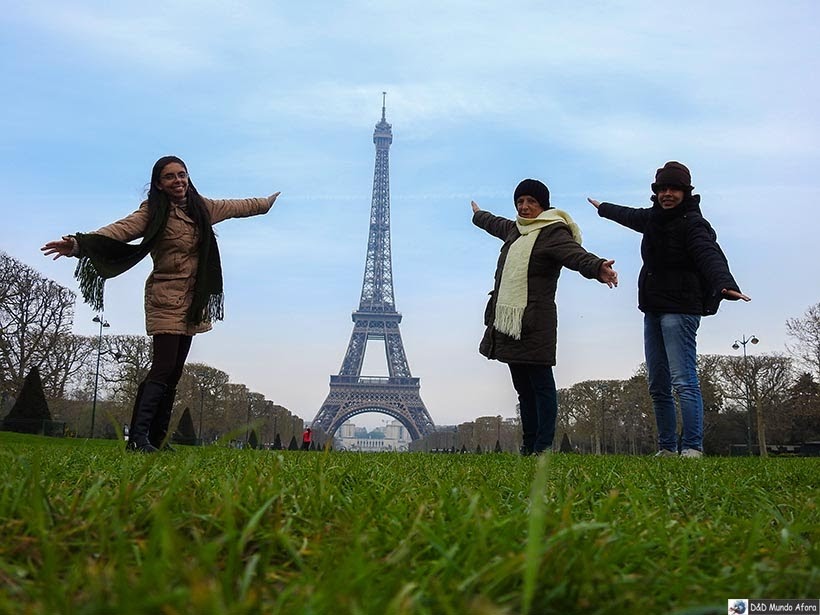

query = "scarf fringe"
[[189, 292, 225, 325], [493, 303, 525, 340], [207, 293, 225, 323], [74, 256, 106, 312]]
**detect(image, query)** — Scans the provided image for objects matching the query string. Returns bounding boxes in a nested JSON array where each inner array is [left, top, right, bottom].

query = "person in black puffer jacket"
[[588, 162, 750, 458]]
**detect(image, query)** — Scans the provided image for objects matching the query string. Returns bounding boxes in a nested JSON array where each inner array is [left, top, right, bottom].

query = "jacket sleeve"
[[597, 202, 650, 234], [472, 210, 515, 240], [205, 197, 272, 225], [686, 217, 740, 294], [544, 225, 605, 280], [93, 201, 151, 242]]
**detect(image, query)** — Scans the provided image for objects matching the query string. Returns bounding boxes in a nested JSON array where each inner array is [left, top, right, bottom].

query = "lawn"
[[0, 432, 817, 614]]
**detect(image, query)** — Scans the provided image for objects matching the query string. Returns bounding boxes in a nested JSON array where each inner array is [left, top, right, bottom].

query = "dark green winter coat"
[[473, 210, 605, 366]]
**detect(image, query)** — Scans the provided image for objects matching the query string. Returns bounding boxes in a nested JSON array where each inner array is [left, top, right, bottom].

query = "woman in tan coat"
[[42, 155, 279, 452]]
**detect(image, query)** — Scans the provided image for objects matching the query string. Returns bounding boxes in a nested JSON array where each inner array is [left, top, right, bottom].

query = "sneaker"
[[680, 448, 703, 458], [654, 449, 678, 458]]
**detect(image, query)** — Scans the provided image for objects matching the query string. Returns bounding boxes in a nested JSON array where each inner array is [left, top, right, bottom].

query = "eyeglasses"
[[160, 171, 188, 182]]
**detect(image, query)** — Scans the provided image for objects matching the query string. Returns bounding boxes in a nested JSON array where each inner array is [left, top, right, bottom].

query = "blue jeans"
[[508, 363, 557, 454], [644, 312, 703, 452]]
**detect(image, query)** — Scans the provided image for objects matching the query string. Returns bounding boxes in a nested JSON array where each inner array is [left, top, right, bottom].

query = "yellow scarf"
[[494, 209, 582, 340]]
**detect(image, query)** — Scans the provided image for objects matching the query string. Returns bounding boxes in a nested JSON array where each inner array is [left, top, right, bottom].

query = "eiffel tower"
[[312, 95, 434, 440]]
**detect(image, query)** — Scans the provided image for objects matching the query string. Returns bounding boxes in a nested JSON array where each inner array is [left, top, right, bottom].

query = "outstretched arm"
[[588, 197, 649, 233], [207, 192, 281, 224], [471, 200, 515, 240], [686, 219, 750, 304]]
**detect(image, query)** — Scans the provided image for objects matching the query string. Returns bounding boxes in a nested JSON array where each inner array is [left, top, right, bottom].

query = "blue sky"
[[2, 1, 818, 429]]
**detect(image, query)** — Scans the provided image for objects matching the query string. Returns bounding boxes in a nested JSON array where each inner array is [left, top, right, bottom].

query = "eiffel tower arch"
[[313, 95, 435, 440]]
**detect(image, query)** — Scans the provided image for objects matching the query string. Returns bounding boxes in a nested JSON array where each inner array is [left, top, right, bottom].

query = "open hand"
[[722, 288, 751, 302], [41, 237, 76, 260], [598, 259, 618, 288]]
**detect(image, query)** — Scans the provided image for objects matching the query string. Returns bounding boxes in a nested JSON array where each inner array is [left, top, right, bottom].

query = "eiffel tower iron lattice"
[[313, 95, 435, 441]]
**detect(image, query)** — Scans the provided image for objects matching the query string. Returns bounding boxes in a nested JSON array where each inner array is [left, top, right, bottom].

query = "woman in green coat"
[[472, 179, 617, 454]]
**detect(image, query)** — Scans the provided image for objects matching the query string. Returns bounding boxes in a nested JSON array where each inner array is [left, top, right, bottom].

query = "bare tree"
[[178, 362, 230, 443], [0, 251, 89, 398], [38, 333, 96, 399], [784, 373, 820, 442], [718, 353, 793, 457], [102, 335, 153, 405], [221, 383, 250, 440], [786, 302, 820, 380], [560, 380, 619, 454], [619, 373, 654, 455], [557, 383, 595, 453]]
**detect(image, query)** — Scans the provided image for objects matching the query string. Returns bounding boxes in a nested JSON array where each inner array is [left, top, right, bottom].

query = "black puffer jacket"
[[597, 195, 740, 315], [474, 210, 605, 365]]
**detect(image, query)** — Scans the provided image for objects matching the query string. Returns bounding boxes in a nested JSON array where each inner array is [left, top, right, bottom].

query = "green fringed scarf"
[[73, 199, 224, 326]]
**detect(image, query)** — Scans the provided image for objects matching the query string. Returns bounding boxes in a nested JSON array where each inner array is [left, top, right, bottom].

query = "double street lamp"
[[732, 334, 759, 455], [90, 314, 110, 438]]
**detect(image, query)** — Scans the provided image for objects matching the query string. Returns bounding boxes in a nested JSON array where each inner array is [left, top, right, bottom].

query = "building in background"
[[335, 419, 411, 452]]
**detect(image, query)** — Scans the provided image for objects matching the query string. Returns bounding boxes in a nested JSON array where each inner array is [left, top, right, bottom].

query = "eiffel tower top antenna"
[[358, 91, 395, 313]]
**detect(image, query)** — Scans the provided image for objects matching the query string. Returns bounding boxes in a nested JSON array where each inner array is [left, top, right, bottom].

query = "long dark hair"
[[148, 155, 212, 237]]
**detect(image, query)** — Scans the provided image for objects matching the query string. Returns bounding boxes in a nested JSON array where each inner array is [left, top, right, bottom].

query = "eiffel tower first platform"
[[312, 95, 435, 440]]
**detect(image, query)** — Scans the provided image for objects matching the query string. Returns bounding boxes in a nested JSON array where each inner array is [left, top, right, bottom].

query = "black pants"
[[147, 334, 193, 388], [508, 363, 558, 454]]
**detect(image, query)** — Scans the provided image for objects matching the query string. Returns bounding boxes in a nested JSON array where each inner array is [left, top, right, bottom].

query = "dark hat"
[[651, 161, 693, 194], [513, 179, 551, 209]]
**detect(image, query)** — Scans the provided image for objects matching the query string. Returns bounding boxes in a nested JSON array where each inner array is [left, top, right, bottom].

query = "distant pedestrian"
[[302, 428, 312, 451], [589, 161, 750, 458], [42, 155, 280, 453], [472, 179, 618, 455]]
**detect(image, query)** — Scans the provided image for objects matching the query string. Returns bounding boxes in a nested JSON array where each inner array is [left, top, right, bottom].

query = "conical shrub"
[[2, 367, 51, 435]]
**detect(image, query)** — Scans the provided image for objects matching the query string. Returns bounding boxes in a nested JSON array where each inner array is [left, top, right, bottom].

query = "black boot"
[[125, 380, 145, 449], [149, 387, 176, 451], [520, 433, 536, 456], [126, 380, 166, 453]]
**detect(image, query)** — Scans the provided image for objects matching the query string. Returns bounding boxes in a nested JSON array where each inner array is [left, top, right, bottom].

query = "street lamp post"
[[90, 314, 110, 438], [732, 334, 759, 455], [598, 383, 607, 454], [198, 385, 205, 445], [246, 393, 252, 446]]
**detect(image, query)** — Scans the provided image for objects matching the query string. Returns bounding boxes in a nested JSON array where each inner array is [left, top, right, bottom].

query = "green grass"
[[0, 432, 817, 614]]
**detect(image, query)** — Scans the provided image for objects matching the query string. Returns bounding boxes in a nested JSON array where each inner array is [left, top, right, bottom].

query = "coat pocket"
[[146, 272, 190, 309]]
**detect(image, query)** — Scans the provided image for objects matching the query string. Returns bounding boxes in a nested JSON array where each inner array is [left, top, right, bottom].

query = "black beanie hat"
[[513, 179, 551, 209], [651, 161, 694, 194]]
